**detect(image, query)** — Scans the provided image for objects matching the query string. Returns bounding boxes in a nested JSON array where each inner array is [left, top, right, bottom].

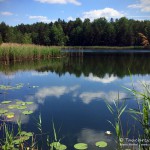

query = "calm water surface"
[[0, 50, 150, 149]]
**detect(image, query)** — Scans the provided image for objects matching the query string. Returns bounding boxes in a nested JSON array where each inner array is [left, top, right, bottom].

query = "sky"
[[0, 0, 150, 26]]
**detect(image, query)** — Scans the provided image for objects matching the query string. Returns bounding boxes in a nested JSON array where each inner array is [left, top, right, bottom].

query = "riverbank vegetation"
[[0, 17, 150, 47], [0, 43, 61, 62]]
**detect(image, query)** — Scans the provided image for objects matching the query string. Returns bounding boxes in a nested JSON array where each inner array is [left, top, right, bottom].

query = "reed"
[[0, 43, 61, 62]]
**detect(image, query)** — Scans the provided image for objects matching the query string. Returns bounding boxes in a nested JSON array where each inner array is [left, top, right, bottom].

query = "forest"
[[0, 17, 150, 46]]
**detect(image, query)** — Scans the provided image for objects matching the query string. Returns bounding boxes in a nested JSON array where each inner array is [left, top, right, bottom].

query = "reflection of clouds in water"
[[79, 91, 127, 104], [77, 128, 115, 150], [31, 71, 49, 76], [29, 85, 80, 104], [125, 79, 150, 97], [85, 73, 118, 83]]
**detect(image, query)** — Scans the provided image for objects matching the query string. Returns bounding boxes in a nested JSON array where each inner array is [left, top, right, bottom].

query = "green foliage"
[[95, 141, 107, 148], [105, 98, 127, 145], [0, 43, 61, 61], [0, 33, 2, 44], [1, 17, 150, 46], [74, 143, 88, 150]]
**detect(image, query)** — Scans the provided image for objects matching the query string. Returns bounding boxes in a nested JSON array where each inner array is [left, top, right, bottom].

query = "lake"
[[0, 50, 150, 149]]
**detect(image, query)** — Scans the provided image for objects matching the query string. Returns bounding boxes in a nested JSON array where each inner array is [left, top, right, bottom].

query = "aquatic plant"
[[0, 43, 61, 62], [105, 96, 127, 148]]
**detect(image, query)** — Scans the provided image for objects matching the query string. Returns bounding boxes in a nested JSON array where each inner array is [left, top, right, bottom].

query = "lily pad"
[[8, 105, 19, 109], [0, 109, 8, 114], [50, 142, 67, 150], [95, 141, 107, 148], [5, 112, 15, 119], [16, 101, 25, 105], [1, 101, 12, 104], [17, 105, 27, 110], [25, 102, 33, 105], [74, 143, 88, 150], [20, 131, 33, 137], [22, 110, 33, 115]]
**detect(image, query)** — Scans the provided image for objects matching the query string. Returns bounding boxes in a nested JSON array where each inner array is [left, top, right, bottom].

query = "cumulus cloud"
[[85, 73, 118, 84], [29, 15, 55, 23], [1, 11, 13, 16], [79, 91, 127, 104], [82, 8, 124, 21], [128, 0, 150, 12], [34, 85, 80, 103], [67, 16, 75, 21], [35, 0, 81, 5]]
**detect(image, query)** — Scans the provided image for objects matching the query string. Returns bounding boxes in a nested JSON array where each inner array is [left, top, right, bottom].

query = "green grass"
[[0, 43, 61, 62]]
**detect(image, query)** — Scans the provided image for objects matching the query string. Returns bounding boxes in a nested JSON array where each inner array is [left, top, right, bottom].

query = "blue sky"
[[0, 0, 150, 26]]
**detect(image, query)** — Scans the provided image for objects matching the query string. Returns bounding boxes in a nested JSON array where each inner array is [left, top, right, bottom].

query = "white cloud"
[[82, 8, 124, 21], [35, 0, 81, 5], [1, 11, 13, 16], [67, 16, 75, 21], [128, 0, 150, 12], [85, 73, 118, 84], [31, 72, 49, 76], [79, 91, 127, 104], [34, 85, 80, 103], [29, 15, 55, 23]]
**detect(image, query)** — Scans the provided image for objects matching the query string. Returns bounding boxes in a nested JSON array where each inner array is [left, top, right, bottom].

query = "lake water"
[[0, 50, 150, 149]]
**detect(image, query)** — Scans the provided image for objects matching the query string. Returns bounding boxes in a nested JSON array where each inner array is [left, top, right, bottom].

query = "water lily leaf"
[[5, 112, 15, 119], [22, 110, 33, 115], [1, 101, 12, 104], [17, 105, 27, 110], [50, 142, 67, 150], [25, 102, 33, 105], [74, 143, 88, 150], [16, 101, 25, 105], [0, 109, 8, 114], [20, 131, 33, 137], [8, 105, 19, 109], [95, 141, 107, 148]]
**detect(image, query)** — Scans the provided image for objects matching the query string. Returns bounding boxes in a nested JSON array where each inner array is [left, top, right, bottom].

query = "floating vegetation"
[[5, 112, 15, 119], [22, 110, 33, 115], [17, 105, 27, 110], [25, 102, 33, 105], [8, 104, 19, 109], [95, 141, 107, 148], [50, 142, 67, 150], [0, 83, 24, 90], [0, 99, 34, 119], [74, 143, 88, 150], [1, 101, 12, 104], [13, 131, 33, 144], [0, 109, 8, 114]]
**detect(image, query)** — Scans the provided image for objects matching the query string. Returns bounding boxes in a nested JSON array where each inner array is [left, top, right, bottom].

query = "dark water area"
[[0, 50, 150, 149]]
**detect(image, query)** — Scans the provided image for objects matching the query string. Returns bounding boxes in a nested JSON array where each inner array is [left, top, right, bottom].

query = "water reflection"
[[85, 73, 118, 83], [77, 128, 115, 150], [33, 85, 80, 103], [1, 52, 150, 78], [79, 91, 127, 104]]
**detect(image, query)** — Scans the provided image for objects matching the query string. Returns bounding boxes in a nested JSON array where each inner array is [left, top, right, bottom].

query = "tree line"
[[0, 17, 150, 46]]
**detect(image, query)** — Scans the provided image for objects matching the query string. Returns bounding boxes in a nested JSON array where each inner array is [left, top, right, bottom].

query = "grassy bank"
[[0, 43, 61, 62], [61, 45, 147, 50]]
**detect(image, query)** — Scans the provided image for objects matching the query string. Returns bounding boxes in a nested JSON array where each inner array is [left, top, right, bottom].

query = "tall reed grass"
[[0, 43, 61, 62]]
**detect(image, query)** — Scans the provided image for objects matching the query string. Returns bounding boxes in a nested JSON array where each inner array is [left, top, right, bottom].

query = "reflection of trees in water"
[[0, 53, 150, 78]]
